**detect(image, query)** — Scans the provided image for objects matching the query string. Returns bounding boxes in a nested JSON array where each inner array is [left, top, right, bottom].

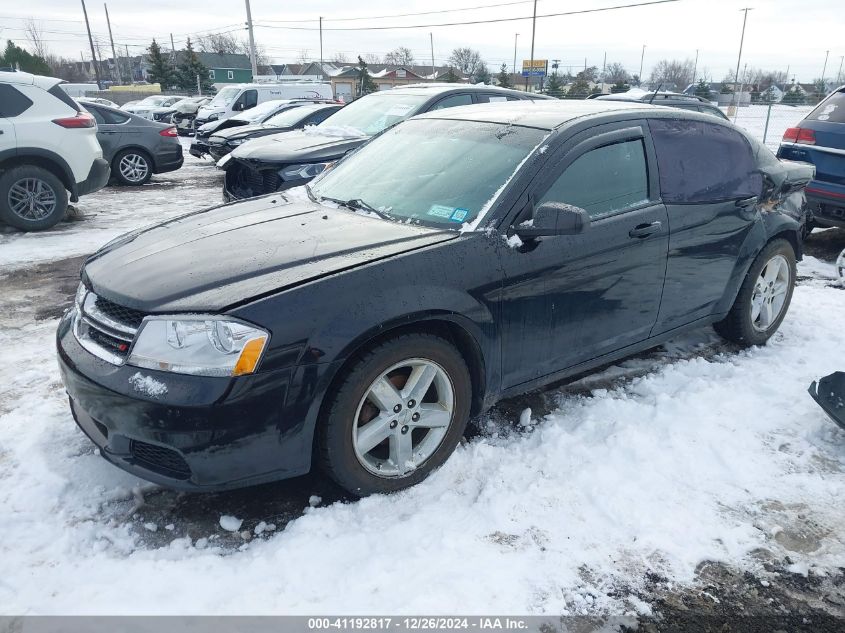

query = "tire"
[[318, 333, 472, 496], [714, 238, 796, 346], [112, 149, 152, 186], [0, 165, 68, 231]]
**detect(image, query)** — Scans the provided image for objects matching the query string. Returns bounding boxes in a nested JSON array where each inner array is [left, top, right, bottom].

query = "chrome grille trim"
[[72, 290, 143, 366]]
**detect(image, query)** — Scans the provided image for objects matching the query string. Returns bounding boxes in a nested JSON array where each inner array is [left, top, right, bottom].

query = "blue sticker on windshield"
[[451, 208, 469, 222]]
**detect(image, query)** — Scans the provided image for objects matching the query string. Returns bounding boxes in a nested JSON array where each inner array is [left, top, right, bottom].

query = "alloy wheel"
[[118, 153, 150, 183], [750, 254, 790, 332], [352, 358, 455, 477], [7, 178, 57, 221]]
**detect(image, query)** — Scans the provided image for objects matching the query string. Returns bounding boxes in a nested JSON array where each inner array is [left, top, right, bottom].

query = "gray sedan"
[[84, 103, 184, 186]]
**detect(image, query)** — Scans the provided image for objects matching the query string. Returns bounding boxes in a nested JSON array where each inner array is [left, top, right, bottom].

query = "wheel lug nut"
[[401, 425, 409, 434], [412, 412, 420, 421], [393, 404, 402, 413], [407, 399, 416, 408], [389, 420, 398, 429]]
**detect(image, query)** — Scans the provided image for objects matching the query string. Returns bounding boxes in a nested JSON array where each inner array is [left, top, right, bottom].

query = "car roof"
[[387, 83, 550, 99], [596, 91, 708, 104], [0, 70, 62, 90], [413, 99, 657, 130]]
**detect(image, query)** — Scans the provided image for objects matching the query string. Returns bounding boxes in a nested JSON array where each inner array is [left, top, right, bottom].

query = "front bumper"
[[208, 143, 232, 162], [75, 158, 110, 200], [189, 141, 210, 158], [809, 372, 845, 431], [222, 159, 308, 202], [56, 309, 316, 491]]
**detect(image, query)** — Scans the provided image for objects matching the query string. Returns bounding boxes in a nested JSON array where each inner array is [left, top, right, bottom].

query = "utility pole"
[[693, 48, 699, 84], [170, 32, 177, 71], [732, 8, 752, 113], [638, 44, 646, 86], [125, 43, 131, 82], [244, 0, 258, 78], [104, 3, 121, 84], [319, 17, 323, 80], [430, 32, 435, 81], [819, 49, 830, 96], [837, 56, 844, 84], [601, 51, 606, 93], [80, 0, 102, 88], [513, 33, 518, 76], [527, 0, 537, 91]]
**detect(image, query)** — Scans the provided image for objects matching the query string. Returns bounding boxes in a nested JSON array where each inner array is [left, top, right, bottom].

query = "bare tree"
[[603, 62, 630, 84], [384, 46, 415, 66], [331, 52, 349, 64], [297, 49, 311, 65], [362, 53, 382, 65], [648, 58, 695, 90], [196, 32, 241, 55], [23, 18, 50, 60], [448, 47, 482, 77]]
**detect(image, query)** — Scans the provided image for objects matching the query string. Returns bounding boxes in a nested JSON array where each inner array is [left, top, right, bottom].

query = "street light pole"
[[638, 44, 646, 86], [526, 0, 537, 92], [692, 48, 699, 85], [513, 33, 519, 77], [244, 0, 258, 78], [732, 8, 752, 113], [837, 56, 844, 84]]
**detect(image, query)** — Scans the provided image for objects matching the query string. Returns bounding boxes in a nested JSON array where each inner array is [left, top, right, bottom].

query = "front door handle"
[[629, 221, 662, 238], [100, 130, 118, 135]]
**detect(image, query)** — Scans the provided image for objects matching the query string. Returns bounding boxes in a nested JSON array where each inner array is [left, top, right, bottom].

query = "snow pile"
[[219, 516, 243, 532]]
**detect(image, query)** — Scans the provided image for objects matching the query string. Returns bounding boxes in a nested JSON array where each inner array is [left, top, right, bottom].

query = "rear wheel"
[[714, 238, 796, 346], [113, 149, 152, 185], [0, 165, 68, 231], [318, 333, 472, 496]]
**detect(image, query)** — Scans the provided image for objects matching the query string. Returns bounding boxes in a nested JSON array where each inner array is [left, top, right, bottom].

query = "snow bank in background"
[[0, 281, 843, 614]]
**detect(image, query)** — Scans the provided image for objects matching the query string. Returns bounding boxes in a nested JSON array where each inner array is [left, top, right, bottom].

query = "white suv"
[[0, 71, 109, 231]]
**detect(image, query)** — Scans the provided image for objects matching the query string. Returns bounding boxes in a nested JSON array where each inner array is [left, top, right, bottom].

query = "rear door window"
[[102, 109, 130, 124], [807, 91, 845, 123], [648, 119, 762, 203], [86, 105, 106, 125], [429, 93, 473, 110], [539, 139, 650, 218], [0, 84, 34, 117], [476, 94, 509, 103]]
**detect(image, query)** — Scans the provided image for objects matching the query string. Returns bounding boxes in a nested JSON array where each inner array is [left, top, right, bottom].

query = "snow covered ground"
[[1, 131, 844, 617]]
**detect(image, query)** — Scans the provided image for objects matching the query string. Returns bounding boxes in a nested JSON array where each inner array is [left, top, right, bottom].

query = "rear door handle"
[[629, 221, 662, 238], [100, 130, 118, 135]]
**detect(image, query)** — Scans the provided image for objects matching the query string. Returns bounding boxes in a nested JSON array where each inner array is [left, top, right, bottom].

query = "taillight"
[[52, 112, 96, 128], [783, 127, 815, 145], [159, 127, 178, 137]]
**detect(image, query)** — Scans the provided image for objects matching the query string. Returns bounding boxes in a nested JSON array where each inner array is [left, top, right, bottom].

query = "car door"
[[237, 89, 258, 112], [86, 105, 122, 161], [497, 121, 669, 387], [647, 118, 764, 334]]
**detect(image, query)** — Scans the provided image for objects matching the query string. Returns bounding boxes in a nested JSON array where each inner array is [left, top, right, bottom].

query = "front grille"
[[234, 163, 282, 198], [130, 440, 191, 479], [75, 291, 146, 364]]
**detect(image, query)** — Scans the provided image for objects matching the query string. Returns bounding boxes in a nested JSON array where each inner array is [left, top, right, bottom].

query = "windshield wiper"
[[311, 192, 393, 220]]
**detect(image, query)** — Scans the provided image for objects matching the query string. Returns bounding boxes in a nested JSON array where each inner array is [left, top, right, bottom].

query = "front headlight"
[[280, 162, 333, 180], [75, 282, 87, 310], [229, 138, 246, 146], [207, 112, 220, 121], [128, 317, 269, 377]]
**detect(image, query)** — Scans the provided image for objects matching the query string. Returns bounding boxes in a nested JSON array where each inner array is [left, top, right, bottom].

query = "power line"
[[254, 0, 683, 32]]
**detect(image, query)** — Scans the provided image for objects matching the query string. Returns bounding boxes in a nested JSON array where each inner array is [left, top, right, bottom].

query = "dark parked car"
[[220, 84, 551, 201], [594, 91, 729, 120], [777, 85, 845, 230], [84, 103, 183, 185], [207, 103, 342, 162], [57, 100, 811, 497]]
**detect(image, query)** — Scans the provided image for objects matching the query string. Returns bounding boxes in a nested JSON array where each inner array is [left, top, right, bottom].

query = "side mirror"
[[514, 202, 590, 239]]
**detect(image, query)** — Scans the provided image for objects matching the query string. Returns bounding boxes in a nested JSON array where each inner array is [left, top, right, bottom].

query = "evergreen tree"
[[0, 40, 50, 75], [444, 66, 460, 83], [176, 38, 214, 93], [693, 79, 712, 100], [357, 56, 377, 95], [610, 81, 630, 94], [781, 86, 804, 105], [760, 85, 778, 104], [545, 72, 564, 98], [497, 63, 512, 88], [146, 39, 176, 89], [473, 62, 491, 85]]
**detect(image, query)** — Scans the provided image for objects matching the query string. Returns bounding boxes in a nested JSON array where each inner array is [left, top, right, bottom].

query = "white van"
[[195, 82, 333, 126]]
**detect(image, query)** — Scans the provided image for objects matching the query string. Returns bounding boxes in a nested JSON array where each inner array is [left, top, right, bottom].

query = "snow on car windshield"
[[208, 86, 240, 106], [315, 92, 430, 137], [310, 118, 546, 228]]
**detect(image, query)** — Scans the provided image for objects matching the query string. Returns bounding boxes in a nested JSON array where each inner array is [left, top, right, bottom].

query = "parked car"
[[171, 96, 212, 136], [0, 71, 109, 231], [207, 103, 342, 161], [221, 84, 552, 201], [594, 91, 729, 119], [122, 95, 186, 119], [83, 102, 183, 185], [57, 100, 812, 496], [194, 82, 334, 128], [190, 99, 334, 158], [777, 85, 845, 231], [78, 96, 119, 109]]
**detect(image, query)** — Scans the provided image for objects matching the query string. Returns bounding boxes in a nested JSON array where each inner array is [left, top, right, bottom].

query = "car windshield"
[[265, 105, 320, 127], [309, 118, 546, 228], [140, 96, 167, 106], [209, 86, 241, 106], [315, 92, 430, 136], [233, 100, 293, 123]]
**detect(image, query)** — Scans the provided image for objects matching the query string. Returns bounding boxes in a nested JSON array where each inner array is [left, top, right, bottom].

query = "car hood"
[[83, 194, 456, 313], [213, 123, 294, 141], [229, 130, 369, 164]]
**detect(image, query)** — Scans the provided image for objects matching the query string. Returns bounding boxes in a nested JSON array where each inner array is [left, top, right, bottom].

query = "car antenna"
[[648, 83, 664, 104]]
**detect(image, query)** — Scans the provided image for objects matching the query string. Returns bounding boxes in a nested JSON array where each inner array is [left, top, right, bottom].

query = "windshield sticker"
[[385, 104, 415, 117], [450, 208, 469, 222], [487, 96, 507, 102], [427, 204, 455, 219]]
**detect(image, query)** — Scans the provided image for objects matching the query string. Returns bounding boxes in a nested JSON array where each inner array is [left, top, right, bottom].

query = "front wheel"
[[317, 333, 472, 496], [714, 238, 796, 346], [0, 165, 68, 231]]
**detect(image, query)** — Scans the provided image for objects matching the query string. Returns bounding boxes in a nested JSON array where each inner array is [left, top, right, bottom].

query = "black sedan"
[[207, 103, 342, 162], [57, 101, 812, 496]]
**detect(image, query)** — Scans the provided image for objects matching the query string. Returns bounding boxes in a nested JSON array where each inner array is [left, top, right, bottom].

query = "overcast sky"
[[2, 0, 842, 82]]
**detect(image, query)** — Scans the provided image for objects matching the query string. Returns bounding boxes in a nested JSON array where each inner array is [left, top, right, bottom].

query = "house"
[[190, 52, 252, 87]]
